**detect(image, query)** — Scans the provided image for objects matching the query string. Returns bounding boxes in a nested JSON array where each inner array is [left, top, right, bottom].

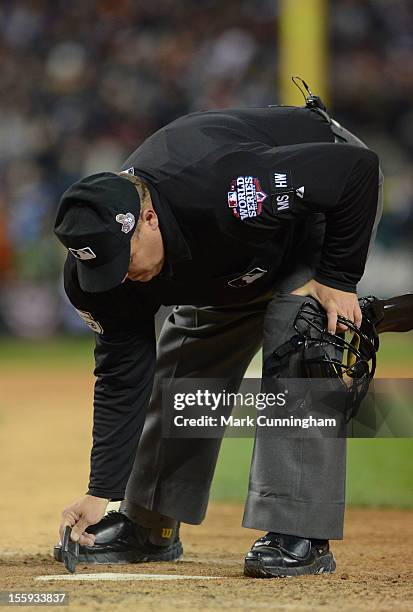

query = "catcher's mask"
[[264, 297, 380, 421]]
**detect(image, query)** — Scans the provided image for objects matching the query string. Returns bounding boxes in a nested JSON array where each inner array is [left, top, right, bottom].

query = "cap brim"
[[76, 242, 131, 293]]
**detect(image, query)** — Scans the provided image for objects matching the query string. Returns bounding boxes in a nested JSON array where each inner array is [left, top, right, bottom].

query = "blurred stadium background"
[[0, 0, 412, 507], [0, 0, 412, 336]]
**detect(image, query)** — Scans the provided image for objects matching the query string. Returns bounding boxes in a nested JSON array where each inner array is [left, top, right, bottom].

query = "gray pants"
[[125, 124, 383, 541]]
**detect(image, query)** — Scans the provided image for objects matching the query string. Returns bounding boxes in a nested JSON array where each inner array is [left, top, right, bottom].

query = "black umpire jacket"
[[63, 106, 380, 499]]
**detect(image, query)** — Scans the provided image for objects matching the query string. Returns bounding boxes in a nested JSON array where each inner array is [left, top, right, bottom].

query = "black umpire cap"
[[54, 172, 141, 293]]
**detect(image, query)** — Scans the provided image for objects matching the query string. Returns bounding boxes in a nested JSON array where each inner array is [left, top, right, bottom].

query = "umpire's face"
[[125, 206, 165, 282]]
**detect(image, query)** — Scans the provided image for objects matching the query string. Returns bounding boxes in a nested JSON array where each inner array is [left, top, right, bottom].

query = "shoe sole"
[[244, 552, 336, 578], [53, 541, 183, 565]]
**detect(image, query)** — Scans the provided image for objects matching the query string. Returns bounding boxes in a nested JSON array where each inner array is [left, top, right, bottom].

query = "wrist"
[[85, 493, 110, 503], [313, 274, 357, 294]]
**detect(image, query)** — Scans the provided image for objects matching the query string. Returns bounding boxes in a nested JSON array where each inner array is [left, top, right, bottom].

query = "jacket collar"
[[145, 181, 192, 277]]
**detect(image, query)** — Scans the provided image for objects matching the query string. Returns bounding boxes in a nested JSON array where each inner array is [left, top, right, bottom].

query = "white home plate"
[[37, 573, 221, 582]]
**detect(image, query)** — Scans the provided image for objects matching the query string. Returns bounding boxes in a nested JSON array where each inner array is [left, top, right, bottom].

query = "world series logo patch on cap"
[[116, 212, 135, 233], [227, 176, 268, 221]]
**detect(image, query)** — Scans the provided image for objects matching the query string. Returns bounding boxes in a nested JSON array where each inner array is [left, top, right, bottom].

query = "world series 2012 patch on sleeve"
[[227, 176, 268, 220]]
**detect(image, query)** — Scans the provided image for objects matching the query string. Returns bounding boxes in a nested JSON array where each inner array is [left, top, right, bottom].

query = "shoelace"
[[255, 533, 281, 546]]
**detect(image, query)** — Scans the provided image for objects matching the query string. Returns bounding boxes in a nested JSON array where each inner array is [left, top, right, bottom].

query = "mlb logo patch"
[[228, 267, 268, 288], [228, 191, 238, 208], [69, 246, 97, 261]]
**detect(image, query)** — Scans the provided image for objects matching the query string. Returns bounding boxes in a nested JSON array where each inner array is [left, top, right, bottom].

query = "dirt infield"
[[0, 506, 412, 611], [1, 368, 412, 610]]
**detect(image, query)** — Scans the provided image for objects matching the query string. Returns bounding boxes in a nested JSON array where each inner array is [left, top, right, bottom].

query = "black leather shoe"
[[244, 532, 336, 578], [53, 511, 183, 564]]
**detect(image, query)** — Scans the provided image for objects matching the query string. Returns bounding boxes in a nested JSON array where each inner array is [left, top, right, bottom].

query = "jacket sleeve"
[[298, 144, 380, 292], [87, 325, 156, 500], [236, 142, 380, 293], [62, 255, 158, 500]]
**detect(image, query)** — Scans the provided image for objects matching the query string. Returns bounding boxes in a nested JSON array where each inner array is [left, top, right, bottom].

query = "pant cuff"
[[242, 491, 345, 540], [126, 478, 210, 525]]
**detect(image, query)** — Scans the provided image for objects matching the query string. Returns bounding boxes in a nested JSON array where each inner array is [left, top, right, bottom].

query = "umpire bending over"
[[54, 98, 382, 577]]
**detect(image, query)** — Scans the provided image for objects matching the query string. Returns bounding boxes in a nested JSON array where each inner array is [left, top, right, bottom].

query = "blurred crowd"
[[0, 0, 411, 336]]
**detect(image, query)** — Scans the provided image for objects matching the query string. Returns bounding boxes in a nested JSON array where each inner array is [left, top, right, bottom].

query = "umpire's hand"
[[60, 495, 109, 546], [291, 279, 362, 334]]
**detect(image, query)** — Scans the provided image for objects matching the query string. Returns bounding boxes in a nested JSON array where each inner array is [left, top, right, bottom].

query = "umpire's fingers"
[[59, 494, 108, 545], [59, 510, 78, 542], [71, 517, 91, 543], [354, 302, 363, 329], [60, 509, 96, 547], [326, 302, 338, 335], [78, 532, 96, 547]]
